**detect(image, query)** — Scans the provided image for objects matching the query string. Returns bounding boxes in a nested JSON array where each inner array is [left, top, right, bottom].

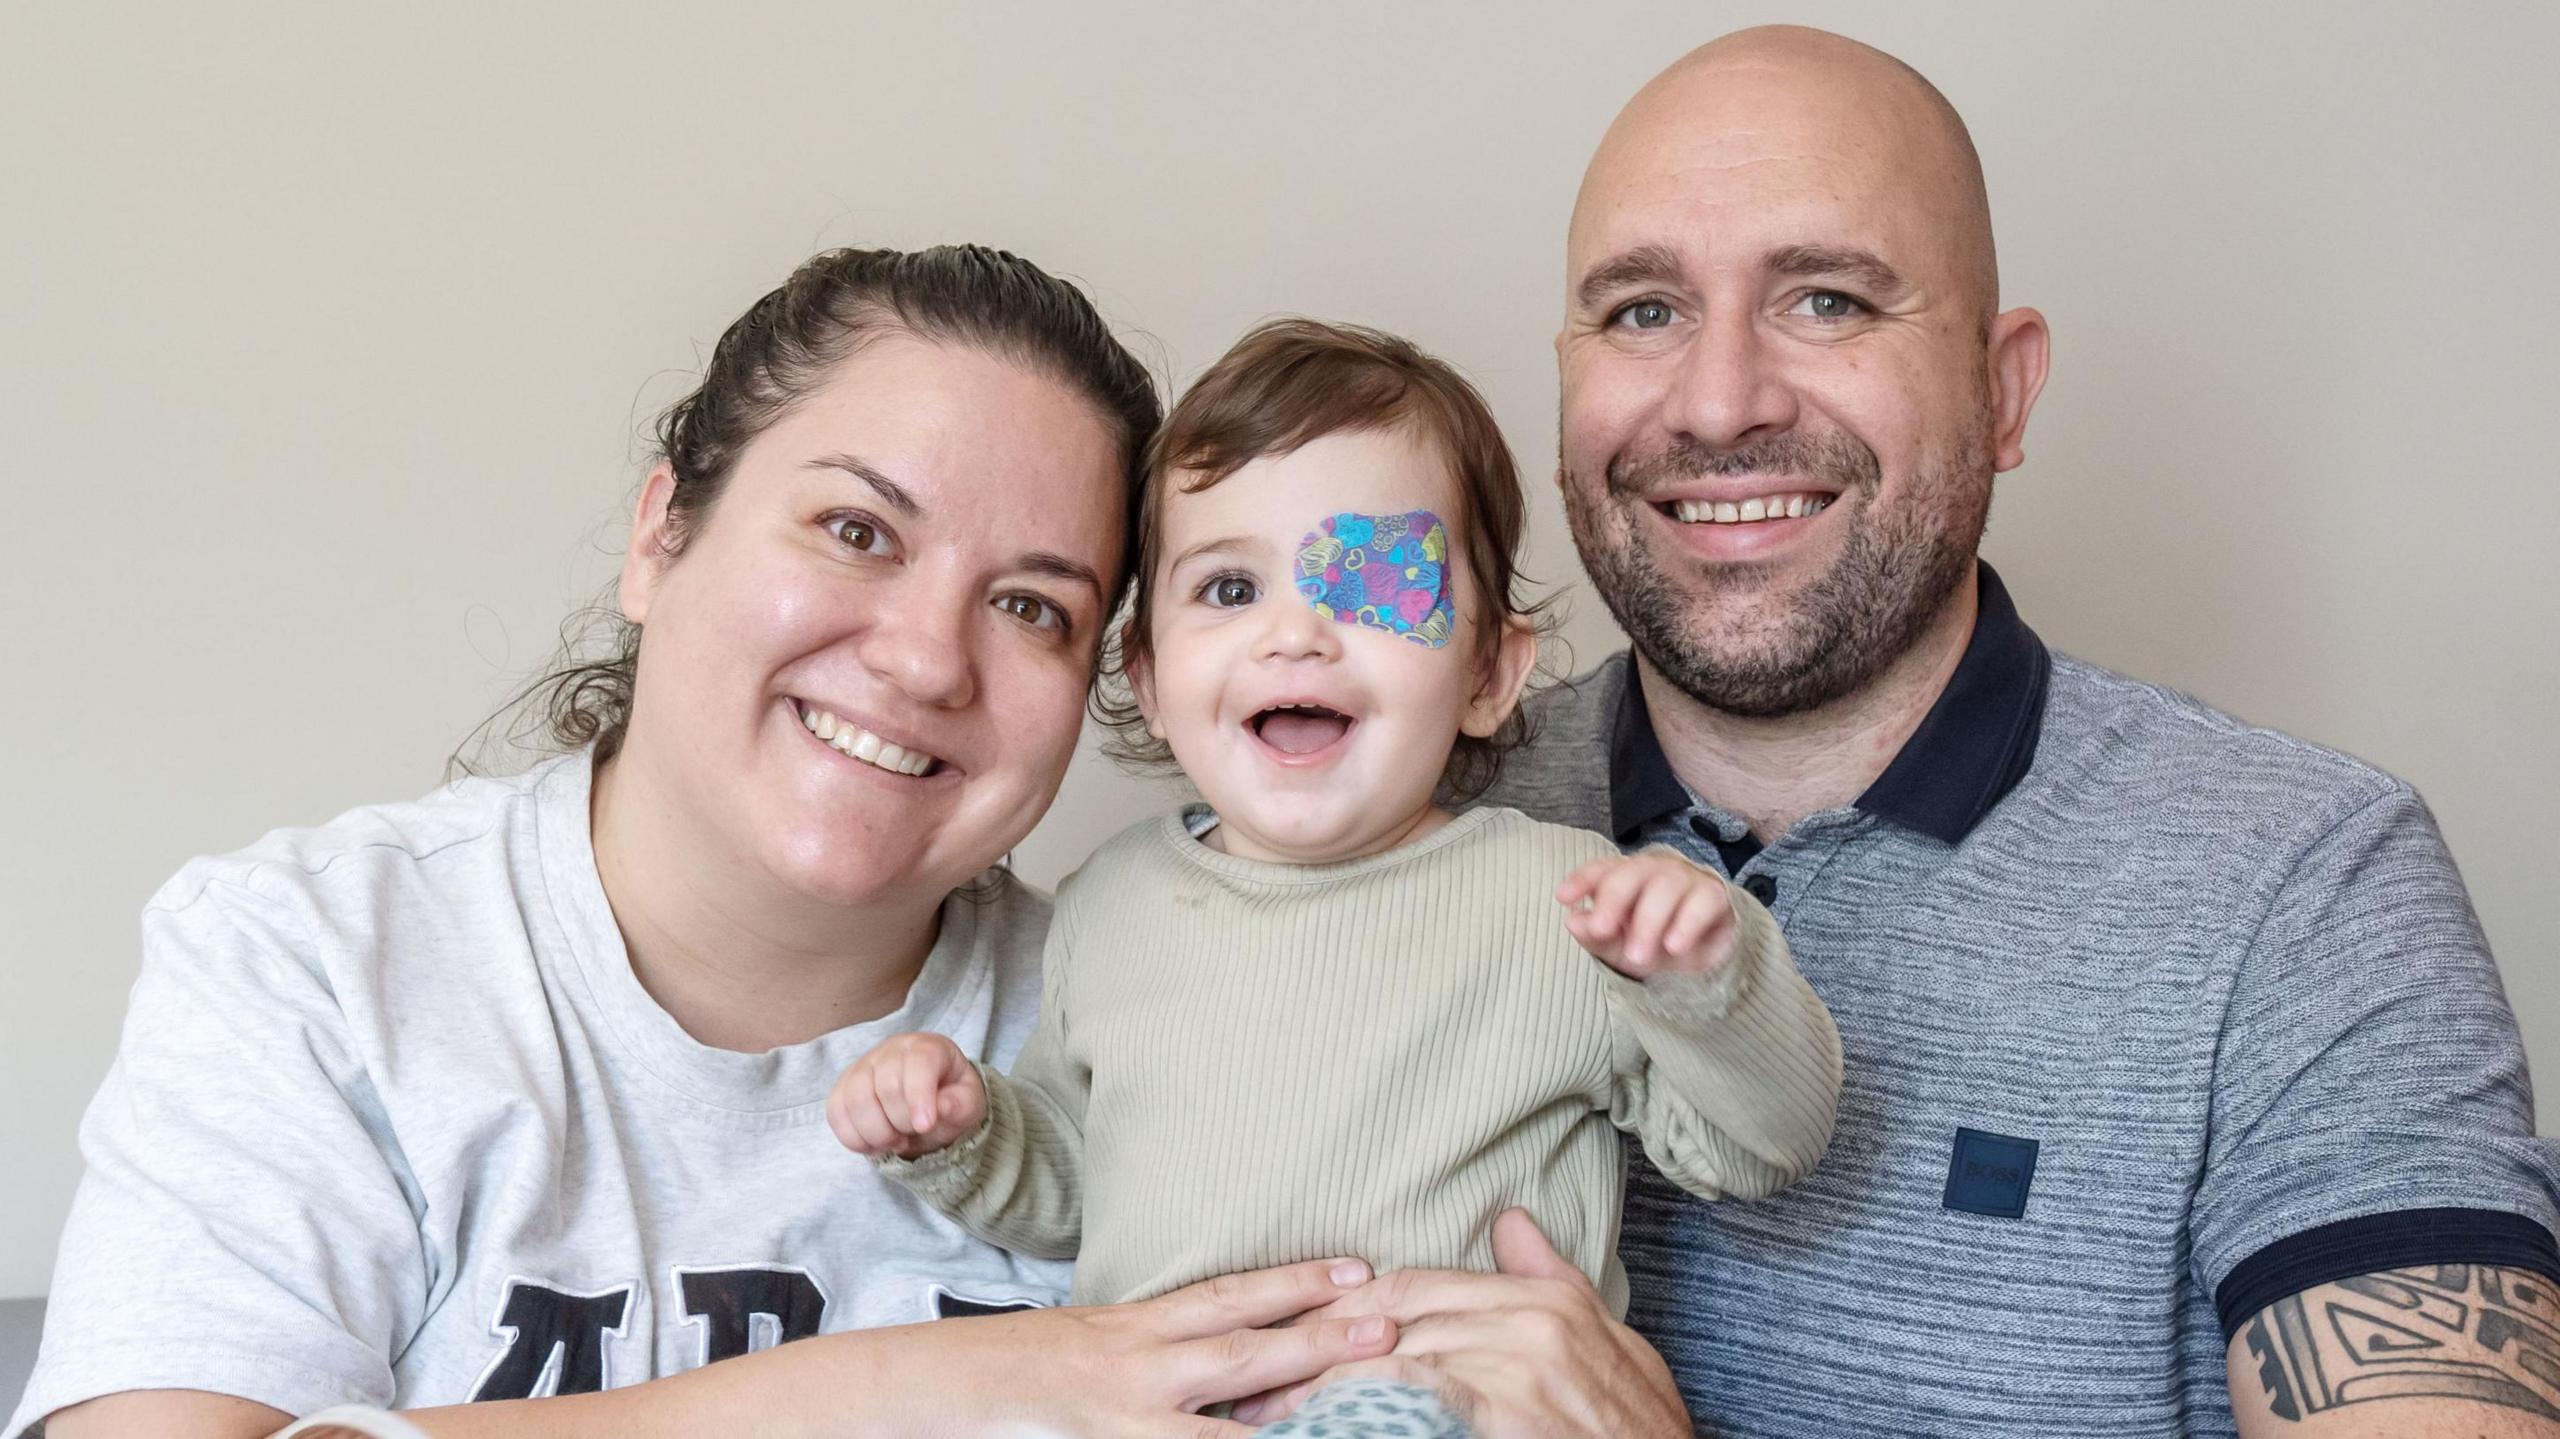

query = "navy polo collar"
[[1608, 562, 2053, 847]]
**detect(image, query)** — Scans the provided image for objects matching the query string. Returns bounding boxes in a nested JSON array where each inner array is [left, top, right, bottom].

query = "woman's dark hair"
[[1091, 318, 1554, 805], [464, 244, 1160, 771]]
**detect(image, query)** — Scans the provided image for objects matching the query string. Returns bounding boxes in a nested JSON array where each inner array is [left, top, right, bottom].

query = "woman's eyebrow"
[[806, 452, 922, 517], [1017, 550, 1104, 597]]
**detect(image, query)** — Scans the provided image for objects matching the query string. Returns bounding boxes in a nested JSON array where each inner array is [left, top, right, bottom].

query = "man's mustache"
[[1604, 431, 1882, 499]]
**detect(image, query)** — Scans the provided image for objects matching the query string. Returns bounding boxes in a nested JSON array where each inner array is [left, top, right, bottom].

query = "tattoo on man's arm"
[[2242, 1264, 2560, 1421]]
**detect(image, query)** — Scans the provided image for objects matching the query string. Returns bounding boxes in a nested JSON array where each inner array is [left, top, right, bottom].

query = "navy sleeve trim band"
[[2216, 1206, 2560, 1339]]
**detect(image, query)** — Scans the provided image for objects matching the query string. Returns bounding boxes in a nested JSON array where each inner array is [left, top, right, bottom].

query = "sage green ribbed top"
[[881, 806, 1842, 1314]]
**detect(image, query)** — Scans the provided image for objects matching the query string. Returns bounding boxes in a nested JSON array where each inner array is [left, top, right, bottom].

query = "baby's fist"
[[829, 1032, 986, 1160], [1557, 851, 1741, 979]]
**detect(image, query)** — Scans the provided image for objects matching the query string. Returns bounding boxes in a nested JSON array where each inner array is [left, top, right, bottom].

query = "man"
[[1483, 24, 2560, 1437]]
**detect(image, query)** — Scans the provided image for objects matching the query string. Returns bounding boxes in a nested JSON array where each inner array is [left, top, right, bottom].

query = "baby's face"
[[1137, 426, 1508, 864]]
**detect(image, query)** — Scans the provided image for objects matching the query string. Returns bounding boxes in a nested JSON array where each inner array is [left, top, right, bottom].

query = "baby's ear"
[[1461, 614, 1539, 739], [1126, 628, 1167, 741]]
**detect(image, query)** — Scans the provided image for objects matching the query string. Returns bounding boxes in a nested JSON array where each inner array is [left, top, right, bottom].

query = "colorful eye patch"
[[1294, 509, 1454, 648]]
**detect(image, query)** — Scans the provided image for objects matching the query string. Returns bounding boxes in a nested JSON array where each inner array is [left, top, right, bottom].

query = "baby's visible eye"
[[1201, 574, 1259, 608]]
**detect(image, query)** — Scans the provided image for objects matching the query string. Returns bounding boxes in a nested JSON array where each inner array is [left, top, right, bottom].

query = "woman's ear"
[[1460, 614, 1540, 739], [618, 464, 681, 625]]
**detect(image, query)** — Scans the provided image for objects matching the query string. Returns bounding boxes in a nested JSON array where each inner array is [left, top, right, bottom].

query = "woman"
[[14, 246, 1685, 1439]]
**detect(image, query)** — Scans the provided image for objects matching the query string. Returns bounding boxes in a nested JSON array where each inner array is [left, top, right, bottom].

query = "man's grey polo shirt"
[[1480, 564, 2560, 1437]]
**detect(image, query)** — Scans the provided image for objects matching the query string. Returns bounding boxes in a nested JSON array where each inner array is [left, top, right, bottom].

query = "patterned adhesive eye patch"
[[1294, 509, 1454, 648]]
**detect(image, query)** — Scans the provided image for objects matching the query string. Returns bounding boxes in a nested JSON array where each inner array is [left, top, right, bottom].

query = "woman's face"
[[617, 330, 1127, 909]]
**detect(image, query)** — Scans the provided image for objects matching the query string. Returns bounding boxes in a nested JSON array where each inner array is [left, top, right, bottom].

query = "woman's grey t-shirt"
[[9, 752, 1067, 1434]]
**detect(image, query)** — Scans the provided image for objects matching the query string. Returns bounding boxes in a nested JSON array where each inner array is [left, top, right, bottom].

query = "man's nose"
[[1664, 308, 1799, 452], [856, 586, 976, 710]]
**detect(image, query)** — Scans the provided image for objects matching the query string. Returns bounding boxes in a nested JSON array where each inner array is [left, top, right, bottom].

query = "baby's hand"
[[1557, 851, 1740, 979], [828, 1032, 986, 1160]]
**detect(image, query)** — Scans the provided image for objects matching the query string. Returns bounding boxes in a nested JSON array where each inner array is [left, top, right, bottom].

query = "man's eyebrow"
[[804, 453, 921, 517], [1017, 550, 1105, 596], [1766, 244, 1910, 297], [1575, 244, 1686, 309]]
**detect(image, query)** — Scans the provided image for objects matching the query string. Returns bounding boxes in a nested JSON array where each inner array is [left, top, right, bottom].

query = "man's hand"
[[1558, 852, 1739, 979], [1234, 1209, 1692, 1439], [827, 1032, 985, 1160]]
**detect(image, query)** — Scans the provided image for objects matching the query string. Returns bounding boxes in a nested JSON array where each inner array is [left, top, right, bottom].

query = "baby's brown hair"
[[1092, 317, 1551, 802]]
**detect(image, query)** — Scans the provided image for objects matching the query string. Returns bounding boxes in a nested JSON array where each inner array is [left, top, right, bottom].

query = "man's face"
[[1557, 59, 2007, 718]]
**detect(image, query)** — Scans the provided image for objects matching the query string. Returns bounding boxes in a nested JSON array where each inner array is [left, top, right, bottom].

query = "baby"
[[831, 319, 1842, 1434]]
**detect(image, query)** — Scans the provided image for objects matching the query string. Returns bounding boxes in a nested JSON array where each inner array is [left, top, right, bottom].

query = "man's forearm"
[[2229, 1265, 2560, 1437]]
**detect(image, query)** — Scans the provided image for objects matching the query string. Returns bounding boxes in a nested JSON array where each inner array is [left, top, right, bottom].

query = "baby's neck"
[[1203, 803, 1457, 867]]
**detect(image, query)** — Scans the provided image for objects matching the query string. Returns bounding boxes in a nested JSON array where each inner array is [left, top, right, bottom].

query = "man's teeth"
[[800, 704, 938, 777], [1670, 494, 1833, 524]]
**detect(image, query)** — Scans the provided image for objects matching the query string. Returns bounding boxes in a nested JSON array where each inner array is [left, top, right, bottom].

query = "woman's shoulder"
[[144, 754, 583, 995]]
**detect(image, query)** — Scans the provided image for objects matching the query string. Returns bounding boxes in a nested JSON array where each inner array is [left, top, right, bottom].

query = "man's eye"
[[996, 593, 1068, 632], [1791, 290, 1867, 322], [1612, 299, 1678, 331], [1203, 574, 1259, 608], [827, 513, 897, 557]]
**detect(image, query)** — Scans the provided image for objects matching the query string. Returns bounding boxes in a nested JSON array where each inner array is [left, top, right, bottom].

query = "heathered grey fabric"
[[1478, 650, 2559, 1438]]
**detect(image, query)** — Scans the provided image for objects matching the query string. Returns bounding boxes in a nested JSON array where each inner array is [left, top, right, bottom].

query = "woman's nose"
[[856, 590, 977, 709]]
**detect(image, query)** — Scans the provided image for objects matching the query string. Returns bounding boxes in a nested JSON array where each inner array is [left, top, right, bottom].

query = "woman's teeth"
[[1671, 493, 1832, 524], [799, 703, 938, 777]]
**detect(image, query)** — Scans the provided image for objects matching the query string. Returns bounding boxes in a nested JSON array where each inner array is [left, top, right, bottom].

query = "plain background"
[[3, 0, 2555, 1313]]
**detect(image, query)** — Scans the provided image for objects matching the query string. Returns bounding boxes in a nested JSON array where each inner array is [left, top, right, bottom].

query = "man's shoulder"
[[1477, 657, 1629, 830], [2037, 653, 2416, 828]]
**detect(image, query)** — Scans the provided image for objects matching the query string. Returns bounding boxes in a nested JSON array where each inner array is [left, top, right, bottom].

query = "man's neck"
[[1640, 571, 1980, 843], [588, 746, 945, 1054]]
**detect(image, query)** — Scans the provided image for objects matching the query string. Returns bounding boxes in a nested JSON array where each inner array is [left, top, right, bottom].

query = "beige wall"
[[3, 1, 2553, 1298]]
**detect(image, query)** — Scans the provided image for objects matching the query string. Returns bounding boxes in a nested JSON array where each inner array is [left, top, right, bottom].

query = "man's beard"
[[1561, 421, 1991, 720]]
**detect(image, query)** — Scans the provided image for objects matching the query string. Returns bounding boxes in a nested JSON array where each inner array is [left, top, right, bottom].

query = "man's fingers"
[[1174, 1311, 1398, 1407], [1140, 1257, 1378, 1340], [1491, 1206, 1596, 1292]]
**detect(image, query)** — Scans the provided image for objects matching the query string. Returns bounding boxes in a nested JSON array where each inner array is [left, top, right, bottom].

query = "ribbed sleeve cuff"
[[2214, 1206, 2560, 1338], [872, 1060, 1012, 1208]]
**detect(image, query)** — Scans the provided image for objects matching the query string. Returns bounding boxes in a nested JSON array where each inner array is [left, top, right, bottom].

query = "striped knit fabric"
[[880, 807, 1842, 1311]]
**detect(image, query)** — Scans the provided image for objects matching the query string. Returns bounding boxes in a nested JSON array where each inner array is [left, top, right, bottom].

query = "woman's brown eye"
[[837, 519, 874, 549], [999, 594, 1066, 631]]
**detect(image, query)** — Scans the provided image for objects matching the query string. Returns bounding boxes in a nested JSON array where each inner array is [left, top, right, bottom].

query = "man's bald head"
[[1553, 25, 2050, 721], [1573, 25, 1999, 323]]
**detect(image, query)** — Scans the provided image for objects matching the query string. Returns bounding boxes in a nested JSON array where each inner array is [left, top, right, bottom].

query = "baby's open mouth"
[[1249, 703, 1354, 756]]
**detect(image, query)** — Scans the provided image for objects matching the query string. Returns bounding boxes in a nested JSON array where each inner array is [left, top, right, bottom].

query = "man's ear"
[[618, 463, 682, 626], [1460, 614, 1541, 739], [1126, 626, 1166, 742], [1986, 307, 2051, 474]]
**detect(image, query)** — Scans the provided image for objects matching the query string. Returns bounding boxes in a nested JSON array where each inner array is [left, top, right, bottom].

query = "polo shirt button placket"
[[1741, 872, 1778, 906]]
